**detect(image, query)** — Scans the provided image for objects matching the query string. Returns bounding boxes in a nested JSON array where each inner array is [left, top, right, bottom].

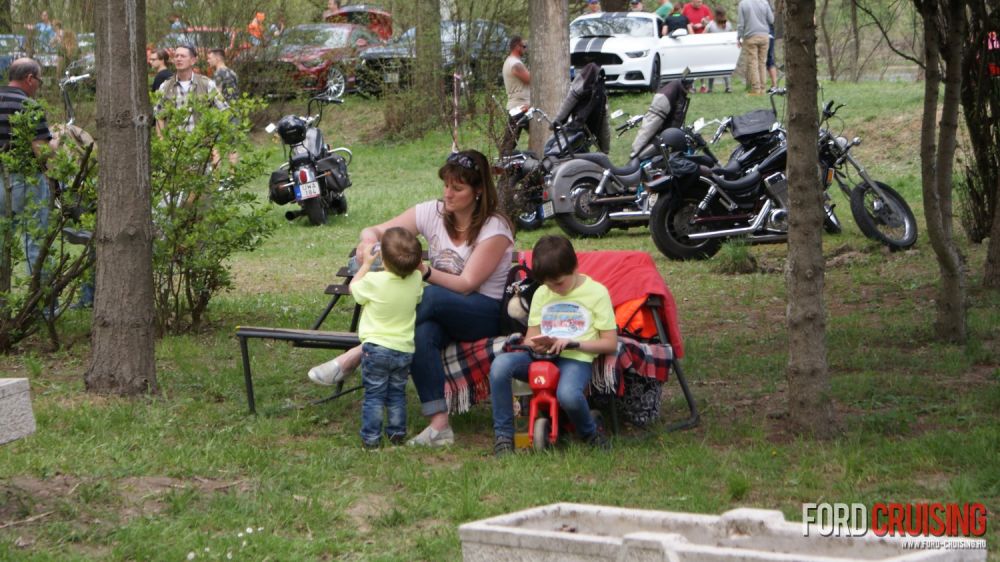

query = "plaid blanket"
[[442, 335, 673, 415]]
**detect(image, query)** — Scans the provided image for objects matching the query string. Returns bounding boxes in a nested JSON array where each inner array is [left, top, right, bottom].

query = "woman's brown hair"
[[436, 149, 511, 242]]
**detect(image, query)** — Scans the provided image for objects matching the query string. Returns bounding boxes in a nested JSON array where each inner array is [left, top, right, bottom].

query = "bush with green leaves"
[[0, 102, 96, 353], [151, 94, 275, 334]]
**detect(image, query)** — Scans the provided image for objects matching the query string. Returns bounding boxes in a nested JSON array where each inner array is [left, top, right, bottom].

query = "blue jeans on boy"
[[489, 351, 597, 440], [411, 285, 502, 416], [0, 171, 50, 276], [360, 342, 412, 445]]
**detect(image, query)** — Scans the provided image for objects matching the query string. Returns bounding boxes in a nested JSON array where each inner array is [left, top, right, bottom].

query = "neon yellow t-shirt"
[[350, 270, 423, 353], [528, 275, 616, 363]]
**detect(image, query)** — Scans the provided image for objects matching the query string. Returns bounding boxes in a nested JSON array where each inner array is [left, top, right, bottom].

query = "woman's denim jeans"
[[0, 172, 50, 276], [489, 352, 596, 440], [412, 285, 501, 416]]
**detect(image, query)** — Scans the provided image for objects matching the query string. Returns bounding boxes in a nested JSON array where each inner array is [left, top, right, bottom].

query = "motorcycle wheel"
[[324, 66, 346, 98], [849, 181, 917, 250], [499, 175, 544, 231], [303, 197, 327, 226], [329, 194, 348, 216], [555, 178, 611, 238], [649, 177, 724, 260], [533, 417, 552, 451]]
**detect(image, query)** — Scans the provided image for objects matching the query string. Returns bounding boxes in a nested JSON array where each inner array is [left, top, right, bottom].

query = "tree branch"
[[855, 0, 925, 68]]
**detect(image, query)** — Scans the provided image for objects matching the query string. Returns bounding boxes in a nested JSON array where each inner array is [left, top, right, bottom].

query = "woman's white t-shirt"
[[414, 200, 514, 300]]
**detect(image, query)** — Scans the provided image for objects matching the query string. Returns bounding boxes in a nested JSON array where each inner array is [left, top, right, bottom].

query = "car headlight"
[[625, 50, 649, 58], [301, 58, 326, 69]]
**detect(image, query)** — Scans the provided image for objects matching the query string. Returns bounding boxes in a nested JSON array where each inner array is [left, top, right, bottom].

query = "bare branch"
[[855, 0, 925, 68]]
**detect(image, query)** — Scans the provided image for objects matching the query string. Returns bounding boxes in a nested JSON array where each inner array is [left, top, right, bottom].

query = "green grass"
[[1, 80, 998, 560]]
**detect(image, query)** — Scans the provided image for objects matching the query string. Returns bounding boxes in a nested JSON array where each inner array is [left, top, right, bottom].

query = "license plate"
[[541, 200, 555, 218], [384, 72, 399, 84], [296, 180, 320, 200]]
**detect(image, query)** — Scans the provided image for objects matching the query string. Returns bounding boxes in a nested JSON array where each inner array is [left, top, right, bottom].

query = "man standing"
[[148, 49, 173, 93], [0, 58, 53, 278], [737, 0, 773, 96], [156, 45, 228, 131], [682, 0, 713, 34], [33, 11, 55, 49], [586, 0, 602, 14], [207, 49, 238, 102], [500, 36, 530, 156]]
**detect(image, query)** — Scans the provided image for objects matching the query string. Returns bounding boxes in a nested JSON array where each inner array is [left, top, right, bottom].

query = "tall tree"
[[528, 0, 569, 154], [784, 0, 835, 437], [85, 0, 158, 395], [914, 0, 967, 341], [413, 0, 443, 127]]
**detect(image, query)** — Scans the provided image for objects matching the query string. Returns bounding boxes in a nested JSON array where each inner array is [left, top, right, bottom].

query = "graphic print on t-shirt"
[[539, 301, 592, 338], [431, 248, 465, 275]]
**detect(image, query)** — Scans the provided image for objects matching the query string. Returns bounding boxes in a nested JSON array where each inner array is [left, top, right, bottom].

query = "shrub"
[[151, 95, 275, 334]]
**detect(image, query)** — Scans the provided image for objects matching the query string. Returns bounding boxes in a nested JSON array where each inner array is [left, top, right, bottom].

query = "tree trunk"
[[414, 0, 444, 126], [850, 0, 861, 80], [916, 0, 967, 342], [987, 176, 1000, 287], [819, 0, 838, 81], [784, 0, 835, 438], [85, 0, 158, 395], [528, 0, 569, 155]]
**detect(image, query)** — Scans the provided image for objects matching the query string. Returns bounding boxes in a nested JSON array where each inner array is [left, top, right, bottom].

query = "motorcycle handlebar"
[[60, 74, 90, 88]]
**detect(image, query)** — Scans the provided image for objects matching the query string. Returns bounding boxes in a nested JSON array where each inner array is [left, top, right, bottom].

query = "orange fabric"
[[248, 16, 264, 39], [614, 297, 658, 340]]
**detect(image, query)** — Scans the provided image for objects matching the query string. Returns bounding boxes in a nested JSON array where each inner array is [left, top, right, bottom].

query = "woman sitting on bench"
[[308, 149, 514, 447]]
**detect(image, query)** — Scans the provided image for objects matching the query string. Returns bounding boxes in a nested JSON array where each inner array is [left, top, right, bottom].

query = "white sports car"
[[569, 12, 740, 91]]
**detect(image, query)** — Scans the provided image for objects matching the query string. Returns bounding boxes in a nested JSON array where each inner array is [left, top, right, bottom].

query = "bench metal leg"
[[309, 382, 363, 406], [312, 294, 343, 330], [666, 360, 700, 432], [239, 336, 257, 415]]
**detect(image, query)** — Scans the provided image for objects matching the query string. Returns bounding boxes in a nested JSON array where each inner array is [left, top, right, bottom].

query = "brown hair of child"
[[531, 234, 578, 283], [380, 227, 422, 278]]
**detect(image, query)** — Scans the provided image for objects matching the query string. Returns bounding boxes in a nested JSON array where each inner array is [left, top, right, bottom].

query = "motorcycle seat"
[[574, 152, 643, 177], [712, 159, 744, 179], [703, 167, 761, 193]]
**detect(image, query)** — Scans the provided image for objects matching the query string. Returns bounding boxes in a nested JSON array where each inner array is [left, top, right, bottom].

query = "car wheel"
[[649, 56, 660, 92], [325, 66, 346, 98]]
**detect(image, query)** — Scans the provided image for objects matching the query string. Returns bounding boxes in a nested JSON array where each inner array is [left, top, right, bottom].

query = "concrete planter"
[[459, 503, 985, 562], [0, 378, 36, 445]]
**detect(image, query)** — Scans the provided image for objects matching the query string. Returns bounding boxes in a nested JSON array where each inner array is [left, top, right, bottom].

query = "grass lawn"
[[1, 80, 997, 560]]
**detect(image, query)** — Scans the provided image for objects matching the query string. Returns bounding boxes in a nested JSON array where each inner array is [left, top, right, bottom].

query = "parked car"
[[323, 4, 393, 41], [0, 34, 26, 78], [358, 19, 510, 95], [570, 12, 739, 91], [237, 23, 382, 98]]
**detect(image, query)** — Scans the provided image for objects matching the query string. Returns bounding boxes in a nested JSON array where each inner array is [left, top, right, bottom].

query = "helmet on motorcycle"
[[276, 115, 308, 144], [658, 128, 689, 152]]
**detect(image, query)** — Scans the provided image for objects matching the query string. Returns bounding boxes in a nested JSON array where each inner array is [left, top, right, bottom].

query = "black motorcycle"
[[494, 107, 598, 231], [647, 98, 916, 260], [267, 93, 352, 226]]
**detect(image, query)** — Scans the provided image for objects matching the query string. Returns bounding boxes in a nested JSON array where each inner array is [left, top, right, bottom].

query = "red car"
[[268, 23, 383, 97], [323, 5, 393, 41]]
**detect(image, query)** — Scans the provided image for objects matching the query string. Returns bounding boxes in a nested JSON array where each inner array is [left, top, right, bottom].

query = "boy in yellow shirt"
[[311, 227, 423, 449], [489, 235, 618, 456]]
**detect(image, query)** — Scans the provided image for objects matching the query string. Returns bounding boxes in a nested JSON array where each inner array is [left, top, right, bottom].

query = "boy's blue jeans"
[[489, 351, 596, 440], [360, 342, 412, 444]]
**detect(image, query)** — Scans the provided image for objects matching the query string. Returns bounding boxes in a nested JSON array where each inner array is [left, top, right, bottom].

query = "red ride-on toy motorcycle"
[[504, 334, 604, 451]]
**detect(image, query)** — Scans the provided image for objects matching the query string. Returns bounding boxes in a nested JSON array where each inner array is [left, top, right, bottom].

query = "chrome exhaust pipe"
[[687, 200, 772, 240], [609, 210, 651, 222], [592, 195, 637, 206]]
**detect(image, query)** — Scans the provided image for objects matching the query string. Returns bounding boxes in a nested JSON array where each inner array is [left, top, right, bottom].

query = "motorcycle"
[[266, 93, 353, 226], [494, 106, 598, 231], [817, 100, 917, 250], [647, 98, 917, 260], [541, 111, 672, 238]]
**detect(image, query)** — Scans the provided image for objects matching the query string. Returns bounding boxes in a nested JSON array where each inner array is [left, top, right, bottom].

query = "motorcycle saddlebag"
[[647, 155, 699, 193], [268, 169, 295, 205], [317, 154, 351, 193], [731, 109, 777, 143]]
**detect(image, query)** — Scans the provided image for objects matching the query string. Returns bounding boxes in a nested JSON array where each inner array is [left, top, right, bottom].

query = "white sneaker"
[[407, 425, 454, 447], [308, 359, 348, 386]]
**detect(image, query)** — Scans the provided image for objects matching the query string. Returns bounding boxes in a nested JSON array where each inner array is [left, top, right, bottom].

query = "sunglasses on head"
[[447, 152, 477, 171]]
